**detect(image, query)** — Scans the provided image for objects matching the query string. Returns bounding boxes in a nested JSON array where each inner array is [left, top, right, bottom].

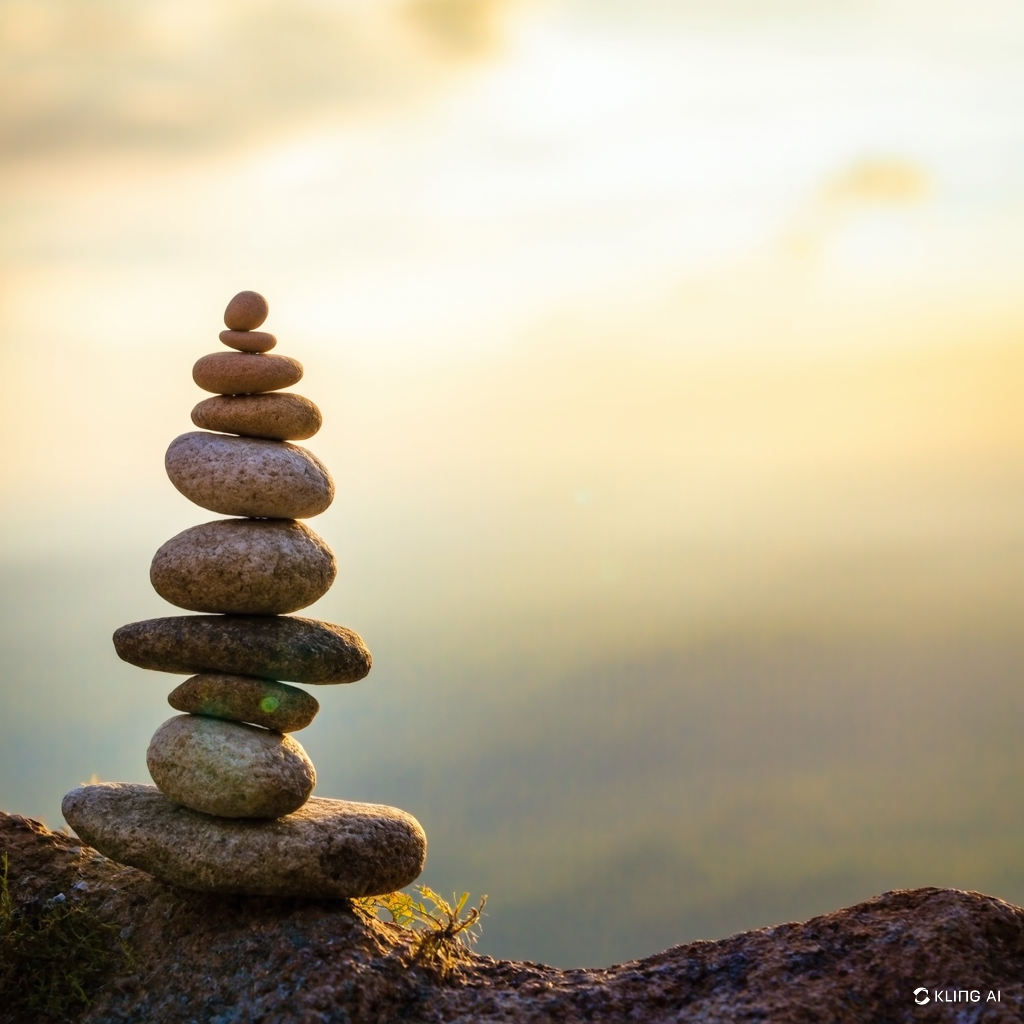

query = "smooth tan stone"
[[113, 615, 372, 684], [224, 290, 269, 331], [62, 783, 427, 897], [150, 518, 336, 615], [169, 674, 320, 732], [165, 432, 333, 519], [219, 329, 277, 353], [193, 352, 302, 395], [147, 715, 315, 819], [191, 393, 322, 441]]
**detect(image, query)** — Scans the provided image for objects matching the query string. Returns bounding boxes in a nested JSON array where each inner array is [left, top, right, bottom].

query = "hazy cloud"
[[0, 0, 517, 161], [787, 157, 928, 258], [404, 0, 508, 57], [824, 159, 928, 205]]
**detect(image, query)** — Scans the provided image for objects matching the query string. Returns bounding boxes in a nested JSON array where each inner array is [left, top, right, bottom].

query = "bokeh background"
[[1, 0, 1023, 967]]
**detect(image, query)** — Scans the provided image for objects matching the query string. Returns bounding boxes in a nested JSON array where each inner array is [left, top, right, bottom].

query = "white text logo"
[[916, 988, 1002, 1006]]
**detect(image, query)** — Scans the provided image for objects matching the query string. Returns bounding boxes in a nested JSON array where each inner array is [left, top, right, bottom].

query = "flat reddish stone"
[[190, 393, 322, 441], [193, 352, 302, 395], [219, 329, 277, 353]]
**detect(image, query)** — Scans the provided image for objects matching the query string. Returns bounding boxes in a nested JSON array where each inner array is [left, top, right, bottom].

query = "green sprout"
[[353, 885, 487, 978]]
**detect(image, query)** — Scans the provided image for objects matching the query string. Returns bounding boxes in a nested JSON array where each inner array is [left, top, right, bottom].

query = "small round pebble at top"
[[224, 291, 269, 332]]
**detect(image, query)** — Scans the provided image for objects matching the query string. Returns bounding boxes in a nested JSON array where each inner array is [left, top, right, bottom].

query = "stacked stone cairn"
[[63, 291, 426, 898]]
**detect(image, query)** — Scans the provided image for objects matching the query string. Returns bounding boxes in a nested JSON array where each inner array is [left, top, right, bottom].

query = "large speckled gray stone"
[[193, 352, 302, 395], [165, 432, 334, 519], [113, 615, 371, 684], [150, 518, 336, 615], [191, 393, 322, 440], [147, 715, 315, 818], [62, 783, 427, 897], [168, 674, 319, 732]]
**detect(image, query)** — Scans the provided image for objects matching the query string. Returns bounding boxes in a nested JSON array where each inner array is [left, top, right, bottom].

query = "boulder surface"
[[6, 811, 1024, 1024]]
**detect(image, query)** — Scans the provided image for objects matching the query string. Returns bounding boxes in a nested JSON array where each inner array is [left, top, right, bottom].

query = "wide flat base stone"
[[62, 783, 426, 898]]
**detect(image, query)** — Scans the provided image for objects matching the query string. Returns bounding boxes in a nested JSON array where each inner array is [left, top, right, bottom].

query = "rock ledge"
[[3, 811, 1023, 1024]]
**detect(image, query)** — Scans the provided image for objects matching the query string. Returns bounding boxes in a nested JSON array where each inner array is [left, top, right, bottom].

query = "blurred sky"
[[1, 0, 1023, 554], [1, 0, 1023, 964]]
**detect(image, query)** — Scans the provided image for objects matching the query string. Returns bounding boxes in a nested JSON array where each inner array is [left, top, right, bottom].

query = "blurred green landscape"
[[2, 337, 1021, 967]]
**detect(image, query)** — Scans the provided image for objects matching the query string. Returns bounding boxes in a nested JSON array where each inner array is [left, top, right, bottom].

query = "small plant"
[[353, 885, 487, 977], [0, 852, 130, 1019]]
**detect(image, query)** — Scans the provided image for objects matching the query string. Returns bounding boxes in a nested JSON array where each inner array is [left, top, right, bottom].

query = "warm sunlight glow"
[[2, 0, 1022, 967]]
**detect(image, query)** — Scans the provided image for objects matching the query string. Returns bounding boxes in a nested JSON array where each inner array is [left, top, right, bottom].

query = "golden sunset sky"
[[2, 0, 1022, 564]]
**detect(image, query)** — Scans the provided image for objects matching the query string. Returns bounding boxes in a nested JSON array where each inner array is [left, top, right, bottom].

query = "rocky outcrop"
[[3, 812, 1023, 1023]]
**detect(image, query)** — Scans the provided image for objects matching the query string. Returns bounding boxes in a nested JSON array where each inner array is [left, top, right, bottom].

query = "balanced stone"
[[165, 432, 334, 519], [63, 783, 427, 897], [193, 352, 302, 395], [114, 615, 372, 684], [219, 329, 277, 353], [147, 715, 315, 818], [224, 290, 269, 331], [150, 518, 336, 615], [191, 393, 322, 441], [169, 674, 319, 732]]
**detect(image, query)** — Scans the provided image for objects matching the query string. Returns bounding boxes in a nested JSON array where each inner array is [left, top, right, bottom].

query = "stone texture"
[[113, 615, 371, 684], [168, 674, 320, 732], [193, 352, 303, 395], [165, 431, 334, 519], [191, 392, 322, 440], [60, 786, 427, 898], [224, 290, 269, 331], [9, 810, 1024, 1024], [147, 716, 315, 818], [150, 518, 336, 615], [219, 329, 277, 353]]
